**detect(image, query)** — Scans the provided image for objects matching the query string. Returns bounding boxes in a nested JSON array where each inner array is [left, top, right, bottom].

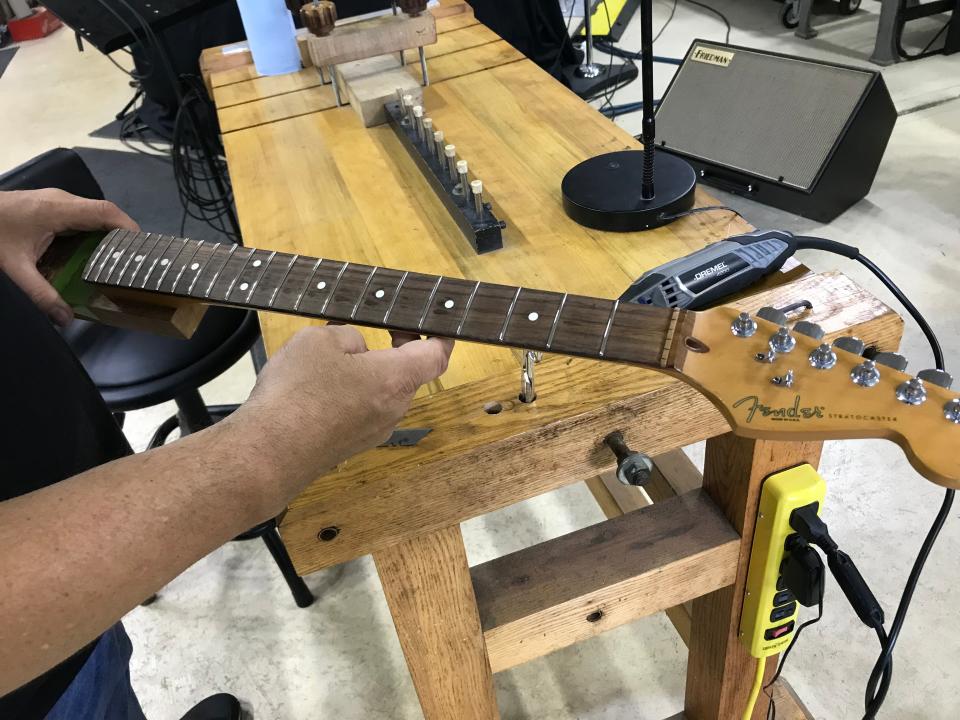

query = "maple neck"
[[83, 230, 683, 368]]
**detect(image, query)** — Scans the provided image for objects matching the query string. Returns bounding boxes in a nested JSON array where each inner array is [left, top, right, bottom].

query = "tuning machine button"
[[896, 377, 928, 405], [732, 312, 758, 338], [809, 343, 837, 370], [851, 359, 881, 388], [757, 306, 789, 326], [872, 351, 908, 373], [769, 326, 796, 354], [834, 336, 865, 356], [945, 399, 960, 424], [793, 321, 825, 342], [918, 369, 954, 389]]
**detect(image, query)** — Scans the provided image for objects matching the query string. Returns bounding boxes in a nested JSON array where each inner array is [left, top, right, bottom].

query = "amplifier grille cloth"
[[655, 46, 872, 190]]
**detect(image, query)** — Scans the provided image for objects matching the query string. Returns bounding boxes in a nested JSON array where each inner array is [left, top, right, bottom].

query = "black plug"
[[790, 503, 885, 631], [782, 535, 825, 607]]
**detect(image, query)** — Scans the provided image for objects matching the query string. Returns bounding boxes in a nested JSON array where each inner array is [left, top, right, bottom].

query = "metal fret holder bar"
[[385, 97, 506, 255]]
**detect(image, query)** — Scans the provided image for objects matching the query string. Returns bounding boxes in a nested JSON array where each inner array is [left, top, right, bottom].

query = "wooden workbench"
[[206, 4, 902, 718]]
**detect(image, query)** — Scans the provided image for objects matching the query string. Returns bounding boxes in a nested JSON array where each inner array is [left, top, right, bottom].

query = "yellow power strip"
[[740, 464, 826, 658]]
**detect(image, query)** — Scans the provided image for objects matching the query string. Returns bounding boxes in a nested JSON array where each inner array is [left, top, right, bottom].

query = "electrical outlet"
[[740, 463, 826, 658]]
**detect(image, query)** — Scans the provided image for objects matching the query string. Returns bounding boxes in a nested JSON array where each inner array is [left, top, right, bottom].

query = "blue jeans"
[[45, 624, 146, 720]]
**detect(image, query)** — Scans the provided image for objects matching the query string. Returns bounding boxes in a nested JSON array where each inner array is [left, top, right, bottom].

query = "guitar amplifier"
[[655, 41, 896, 222]]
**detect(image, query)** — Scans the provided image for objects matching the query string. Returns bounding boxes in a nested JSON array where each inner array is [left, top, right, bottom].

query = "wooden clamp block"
[[306, 12, 437, 68], [335, 55, 422, 126]]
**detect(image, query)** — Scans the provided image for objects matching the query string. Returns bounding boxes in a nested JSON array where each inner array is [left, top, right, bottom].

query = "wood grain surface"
[[473, 490, 740, 673], [374, 525, 499, 720]]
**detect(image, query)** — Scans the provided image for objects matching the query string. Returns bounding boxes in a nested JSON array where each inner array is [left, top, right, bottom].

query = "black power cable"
[[768, 235, 952, 720]]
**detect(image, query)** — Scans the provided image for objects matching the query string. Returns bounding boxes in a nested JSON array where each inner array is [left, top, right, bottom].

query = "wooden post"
[[684, 435, 823, 720], [374, 525, 500, 720]]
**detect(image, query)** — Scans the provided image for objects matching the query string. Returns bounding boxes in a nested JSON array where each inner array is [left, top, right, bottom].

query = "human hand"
[[228, 325, 454, 515], [0, 189, 139, 326]]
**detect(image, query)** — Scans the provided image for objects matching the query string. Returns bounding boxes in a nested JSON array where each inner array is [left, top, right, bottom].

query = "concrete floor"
[[2, 3, 958, 718]]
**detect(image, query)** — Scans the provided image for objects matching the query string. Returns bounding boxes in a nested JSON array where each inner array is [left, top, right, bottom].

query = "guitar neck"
[[83, 230, 684, 368]]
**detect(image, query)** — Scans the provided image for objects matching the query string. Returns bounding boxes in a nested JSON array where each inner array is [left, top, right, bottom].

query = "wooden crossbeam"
[[471, 490, 740, 673]]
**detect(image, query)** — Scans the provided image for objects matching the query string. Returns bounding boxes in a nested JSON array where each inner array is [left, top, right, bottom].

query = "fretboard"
[[82, 230, 681, 368]]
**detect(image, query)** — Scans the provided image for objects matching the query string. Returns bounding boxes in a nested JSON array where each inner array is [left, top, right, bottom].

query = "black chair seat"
[[62, 307, 260, 411]]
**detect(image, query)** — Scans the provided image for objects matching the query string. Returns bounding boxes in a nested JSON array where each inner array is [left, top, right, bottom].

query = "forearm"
[[0, 415, 284, 696]]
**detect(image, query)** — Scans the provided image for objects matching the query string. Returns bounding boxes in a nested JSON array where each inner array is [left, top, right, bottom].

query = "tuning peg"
[[769, 326, 796, 354], [918, 369, 953, 389], [851, 359, 881, 388], [793, 321, 824, 341], [731, 312, 758, 338], [809, 343, 837, 370], [757, 306, 788, 326], [896, 377, 928, 406], [872, 351, 908, 373], [834, 336, 865, 356], [944, 399, 960, 424]]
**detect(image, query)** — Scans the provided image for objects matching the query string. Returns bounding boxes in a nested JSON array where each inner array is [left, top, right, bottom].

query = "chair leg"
[[261, 525, 315, 608], [175, 389, 215, 434]]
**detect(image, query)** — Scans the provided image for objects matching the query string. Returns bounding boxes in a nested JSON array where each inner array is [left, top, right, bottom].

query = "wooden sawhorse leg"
[[374, 524, 500, 720], [684, 434, 823, 719]]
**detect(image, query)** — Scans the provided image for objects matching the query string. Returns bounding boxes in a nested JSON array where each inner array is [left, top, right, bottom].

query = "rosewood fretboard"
[[83, 230, 682, 368]]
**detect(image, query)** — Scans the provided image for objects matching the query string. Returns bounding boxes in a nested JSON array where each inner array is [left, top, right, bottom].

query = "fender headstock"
[[673, 306, 960, 489]]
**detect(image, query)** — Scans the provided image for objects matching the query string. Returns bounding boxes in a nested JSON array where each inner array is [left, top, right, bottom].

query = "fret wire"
[[188, 242, 220, 294], [319, 262, 350, 314], [171, 240, 204, 293], [418, 276, 444, 331], [224, 247, 257, 299], [456, 281, 482, 336], [205, 243, 238, 297], [294, 258, 323, 311], [141, 235, 177, 288], [350, 266, 380, 319], [545, 293, 568, 350], [114, 232, 150, 285], [599, 299, 620, 357], [130, 233, 162, 285], [85, 229, 120, 280], [104, 232, 137, 284], [498, 287, 523, 341], [155, 238, 190, 290], [245, 250, 277, 302], [92, 230, 130, 282], [269, 254, 299, 308], [382, 271, 408, 323]]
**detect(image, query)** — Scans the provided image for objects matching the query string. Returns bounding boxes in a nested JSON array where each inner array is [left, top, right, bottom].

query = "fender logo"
[[733, 395, 825, 423]]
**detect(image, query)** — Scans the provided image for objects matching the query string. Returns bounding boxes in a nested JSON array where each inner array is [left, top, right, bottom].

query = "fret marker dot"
[[190, 262, 200, 271], [160, 259, 169, 266], [252, 260, 262, 268], [239, 282, 249, 292], [443, 299, 455, 309], [134, 255, 144, 262], [317, 281, 327, 290], [528, 312, 539, 322], [374, 289, 386, 299], [112, 252, 121, 259]]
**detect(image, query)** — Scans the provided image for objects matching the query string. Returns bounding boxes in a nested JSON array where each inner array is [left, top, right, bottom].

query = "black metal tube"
[[640, 0, 656, 200]]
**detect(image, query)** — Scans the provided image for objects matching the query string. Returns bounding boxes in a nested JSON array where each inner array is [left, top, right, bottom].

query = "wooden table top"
[[208, 5, 897, 575]]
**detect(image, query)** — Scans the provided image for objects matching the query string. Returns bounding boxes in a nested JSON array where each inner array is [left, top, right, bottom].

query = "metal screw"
[[604, 431, 654, 487]]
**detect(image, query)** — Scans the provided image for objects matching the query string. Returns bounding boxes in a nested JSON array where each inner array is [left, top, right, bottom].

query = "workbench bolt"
[[470, 180, 484, 216], [603, 431, 653, 487], [413, 105, 424, 142], [423, 118, 434, 154], [318, 526, 340, 542], [444, 144, 457, 182], [433, 130, 444, 163], [419, 46, 429, 86], [455, 159, 469, 198], [402, 94, 414, 126]]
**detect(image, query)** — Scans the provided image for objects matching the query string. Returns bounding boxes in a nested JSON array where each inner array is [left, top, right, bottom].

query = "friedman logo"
[[733, 395, 825, 423], [694, 261, 729, 282], [691, 46, 734, 67]]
